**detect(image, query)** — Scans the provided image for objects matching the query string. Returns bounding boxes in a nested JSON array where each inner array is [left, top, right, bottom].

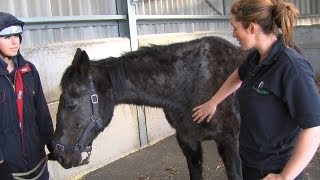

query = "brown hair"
[[231, 0, 299, 47]]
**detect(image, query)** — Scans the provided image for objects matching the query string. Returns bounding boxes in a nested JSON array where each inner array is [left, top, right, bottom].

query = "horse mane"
[[122, 45, 175, 68], [119, 44, 177, 79], [105, 58, 126, 91]]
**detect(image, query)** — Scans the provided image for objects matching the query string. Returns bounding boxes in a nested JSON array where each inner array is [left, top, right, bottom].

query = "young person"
[[192, 0, 320, 179], [0, 12, 54, 179]]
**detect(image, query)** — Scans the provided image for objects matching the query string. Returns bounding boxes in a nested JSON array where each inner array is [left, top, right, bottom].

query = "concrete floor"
[[81, 135, 320, 180]]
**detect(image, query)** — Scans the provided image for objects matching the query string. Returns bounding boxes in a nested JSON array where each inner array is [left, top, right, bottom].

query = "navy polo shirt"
[[237, 37, 320, 170]]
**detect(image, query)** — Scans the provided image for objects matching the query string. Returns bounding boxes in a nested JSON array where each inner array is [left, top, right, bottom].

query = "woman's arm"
[[264, 126, 320, 180], [192, 68, 242, 123]]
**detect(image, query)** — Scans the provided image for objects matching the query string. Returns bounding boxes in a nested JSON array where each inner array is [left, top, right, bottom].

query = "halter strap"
[[88, 75, 103, 129]]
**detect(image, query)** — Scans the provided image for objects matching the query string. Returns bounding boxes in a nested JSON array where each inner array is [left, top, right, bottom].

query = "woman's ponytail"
[[272, 1, 299, 47]]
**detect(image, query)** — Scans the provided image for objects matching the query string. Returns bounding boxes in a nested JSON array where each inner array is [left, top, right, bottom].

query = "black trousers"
[[242, 162, 304, 180]]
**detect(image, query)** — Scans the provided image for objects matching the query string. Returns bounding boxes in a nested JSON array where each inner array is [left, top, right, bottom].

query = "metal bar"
[[299, 14, 320, 18], [131, 0, 141, 4], [222, 0, 226, 15], [126, 0, 148, 147], [137, 106, 148, 147], [24, 21, 119, 30], [19, 15, 127, 24], [127, 0, 139, 50], [136, 14, 229, 20], [18, 14, 231, 25], [205, 0, 223, 15]]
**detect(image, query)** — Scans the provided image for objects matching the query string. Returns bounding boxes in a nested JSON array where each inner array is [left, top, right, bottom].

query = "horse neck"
[[108, 54, 179, 108]]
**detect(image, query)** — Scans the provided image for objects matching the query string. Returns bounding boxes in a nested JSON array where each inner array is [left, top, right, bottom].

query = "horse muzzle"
[[53, 143, 92, 168]]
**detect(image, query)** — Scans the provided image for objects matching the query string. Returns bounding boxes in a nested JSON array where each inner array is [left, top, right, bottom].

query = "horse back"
[[118, 36, 246, 110], [163, 36, 246, 105]]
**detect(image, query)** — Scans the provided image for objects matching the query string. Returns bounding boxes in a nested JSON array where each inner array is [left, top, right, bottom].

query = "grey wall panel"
[[50, 0, 63, 16], [0, 0, 121, 46], [137, 19, 231, 35], [135, 0, 223, 15], [290, 0, 319, 15]]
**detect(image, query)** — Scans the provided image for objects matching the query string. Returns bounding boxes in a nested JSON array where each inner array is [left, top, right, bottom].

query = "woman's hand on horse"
[[192, 100, 217, 123]]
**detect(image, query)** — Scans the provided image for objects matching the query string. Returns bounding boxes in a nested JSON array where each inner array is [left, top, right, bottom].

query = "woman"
[[0, 12, 54, 179], [192, 0, 320, 180]]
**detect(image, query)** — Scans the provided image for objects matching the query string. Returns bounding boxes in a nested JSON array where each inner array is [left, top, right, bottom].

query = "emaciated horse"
[[53, 36, 247, 180]]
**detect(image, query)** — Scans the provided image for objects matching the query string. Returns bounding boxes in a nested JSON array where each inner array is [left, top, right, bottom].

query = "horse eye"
[[67, 104, 77, 111]]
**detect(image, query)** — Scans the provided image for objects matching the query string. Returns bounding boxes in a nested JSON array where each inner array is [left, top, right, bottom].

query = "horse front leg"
[[216, 136, 242, 180], [176, 133, 203, 180]]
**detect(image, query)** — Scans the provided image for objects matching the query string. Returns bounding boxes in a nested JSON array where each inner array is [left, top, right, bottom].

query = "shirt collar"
[[260, 36, 285, 65], [248, 36, 286, 67], [13, 56, 19, 67], [0, 57, 7, 70], [0, 56, 19, 72]]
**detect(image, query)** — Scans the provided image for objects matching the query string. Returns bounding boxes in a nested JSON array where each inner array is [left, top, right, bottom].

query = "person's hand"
[[192, 100, 217, 123], [0, 161, 13, 179], [47, 144, 56, 161], [261, 173, 285, 180]]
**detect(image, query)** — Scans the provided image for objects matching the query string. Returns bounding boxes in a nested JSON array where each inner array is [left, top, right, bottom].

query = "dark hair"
[[231, 0, 299, 48]]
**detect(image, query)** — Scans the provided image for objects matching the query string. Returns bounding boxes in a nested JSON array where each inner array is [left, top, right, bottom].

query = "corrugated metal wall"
[[0, 0, 318, 46], [134, 0, 319, 15], [135, 0, 223, 15], [292, 0, 319, 15], [134, 0, 231, 35], [0, 0, 122, 46], [135, 0, 320, 35]]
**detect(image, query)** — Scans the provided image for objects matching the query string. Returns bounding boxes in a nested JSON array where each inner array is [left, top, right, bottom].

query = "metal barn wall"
[[133, 0, 320, 36], [0, 0, 123, 46], [292, 0, 320, 15], [135, 0, 231, 35], [0, 0, 320, 45], [0, 0, 319, 46]]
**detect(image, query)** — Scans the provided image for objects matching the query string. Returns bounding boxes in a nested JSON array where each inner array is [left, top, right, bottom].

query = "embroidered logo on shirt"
[[252, 81, 270, 95], [258, 81, 264, 88]]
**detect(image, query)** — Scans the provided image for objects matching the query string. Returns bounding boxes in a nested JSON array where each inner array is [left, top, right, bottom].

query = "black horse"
[[53, 36, 247, 180]]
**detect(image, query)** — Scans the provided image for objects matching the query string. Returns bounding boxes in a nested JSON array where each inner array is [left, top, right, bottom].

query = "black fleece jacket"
[[0, 53, 53, 173]]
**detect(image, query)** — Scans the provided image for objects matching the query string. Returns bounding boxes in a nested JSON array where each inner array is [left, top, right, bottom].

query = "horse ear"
[[72, 48, 90, 77], [71, 48, 83, 66]]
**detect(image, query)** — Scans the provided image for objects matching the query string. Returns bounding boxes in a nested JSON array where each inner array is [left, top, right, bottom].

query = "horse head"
[[53, 48, 114, 168]]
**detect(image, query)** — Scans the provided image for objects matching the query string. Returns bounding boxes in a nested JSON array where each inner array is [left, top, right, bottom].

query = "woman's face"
[[230, 14, 254, 50], [0, 34, 20, 57]]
